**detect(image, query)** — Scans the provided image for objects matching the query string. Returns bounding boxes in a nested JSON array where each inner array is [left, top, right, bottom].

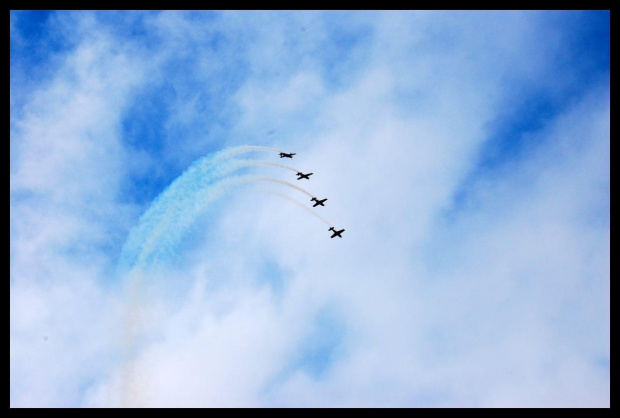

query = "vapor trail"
[[118, 145, 297, 404], [214, 145, 286, 160], [244, 160, 300, 173], [131, 175, 318, 268], [118, 154, 299, 272], [249, 176, 315, 198], [211, 159, 301, 178], [120, 174, 320, 272], [264, 190, 332, 227], [119, 270, 145, 407]]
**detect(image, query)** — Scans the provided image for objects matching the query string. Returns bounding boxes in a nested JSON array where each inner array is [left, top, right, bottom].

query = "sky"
[[10, 10, 609, 408]]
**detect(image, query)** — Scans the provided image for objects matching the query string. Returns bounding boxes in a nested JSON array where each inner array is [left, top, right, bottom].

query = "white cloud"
[[11, 11, 609, 407], [10, 15, 154, 407]]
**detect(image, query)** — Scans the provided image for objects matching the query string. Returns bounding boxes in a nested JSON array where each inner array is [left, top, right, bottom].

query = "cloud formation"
[[10, 11, 609, 407]]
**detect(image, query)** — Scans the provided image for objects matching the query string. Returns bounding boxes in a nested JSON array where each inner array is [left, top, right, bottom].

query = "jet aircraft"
[[279, 152, 296, 158], [296, 172, 313, 180], [328, 227, 345, 238], [311, 197, 327, 207]]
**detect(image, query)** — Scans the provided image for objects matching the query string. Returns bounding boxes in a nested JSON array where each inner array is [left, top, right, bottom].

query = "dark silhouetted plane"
[[328, 227, 345, 238], [296, 172, 313, 180], [311, 197, 327, 207], [279, 152, 296, 158]]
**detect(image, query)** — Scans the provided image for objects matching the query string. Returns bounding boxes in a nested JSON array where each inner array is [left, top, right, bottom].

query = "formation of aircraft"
[[296, 172, 313, 180], [276, 151, 345, 238], [328, 227, 345, 238]]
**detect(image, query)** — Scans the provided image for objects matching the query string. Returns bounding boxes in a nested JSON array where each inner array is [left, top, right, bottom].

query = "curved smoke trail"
[[118, 147, 287, 265], [213, 145, 286, 160], [264, 190, 332, 227], [250, 176, 314, 198], [117, 146, 312, 406], [118, 154, 306, 272], [119, 174, 318, 273], [245, 160, 300, 173]]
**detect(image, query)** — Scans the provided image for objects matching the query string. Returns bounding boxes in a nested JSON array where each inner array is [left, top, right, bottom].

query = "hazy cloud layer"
[[10, 11, 609, 407]]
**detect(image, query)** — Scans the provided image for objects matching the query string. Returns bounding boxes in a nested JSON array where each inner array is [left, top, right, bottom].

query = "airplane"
[[311, 197, 327, 207], [328, 227, 345, 238], [279, 152, 296, 158], [296, 172, 313, 180]]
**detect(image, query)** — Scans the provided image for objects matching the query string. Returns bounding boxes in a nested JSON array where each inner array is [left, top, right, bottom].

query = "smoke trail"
[[226, 145, 285, 155], [118, 154, 301, 272], [120, 174, 319, 272], [119, 145, 295, 267], [249, 176, 314, 198], [118, 269, 147, 407], [212, 159, 301, 178], [132, 175, 318, 269], [214, 144, 284, 157], [118, 146, 299, 405], [264, 190, 332, 227], [117, 160, 314, 272], [212, 145, 287, 162], [244, 160, 300, 173]]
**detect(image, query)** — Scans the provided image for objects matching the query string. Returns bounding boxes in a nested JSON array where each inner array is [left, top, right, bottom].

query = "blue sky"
[[10, 11, 609, 407]]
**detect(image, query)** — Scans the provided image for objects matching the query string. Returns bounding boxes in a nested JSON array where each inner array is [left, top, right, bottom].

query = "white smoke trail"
[[211, 159, 301, 178], [118, 145, 301, 405], [249, 176, 314, 198], [214, 145, 286, 160], [119, 145, 293, 266], [131, 175, 318, 268], [118, 269, 147, 407], [121, 174, 319, 272], [264, 190, 332, 227], [244, 160, 300, 173], [118, 156, 302, 272], [232, 145, 285, 154], [117, 174, 324, 406]]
